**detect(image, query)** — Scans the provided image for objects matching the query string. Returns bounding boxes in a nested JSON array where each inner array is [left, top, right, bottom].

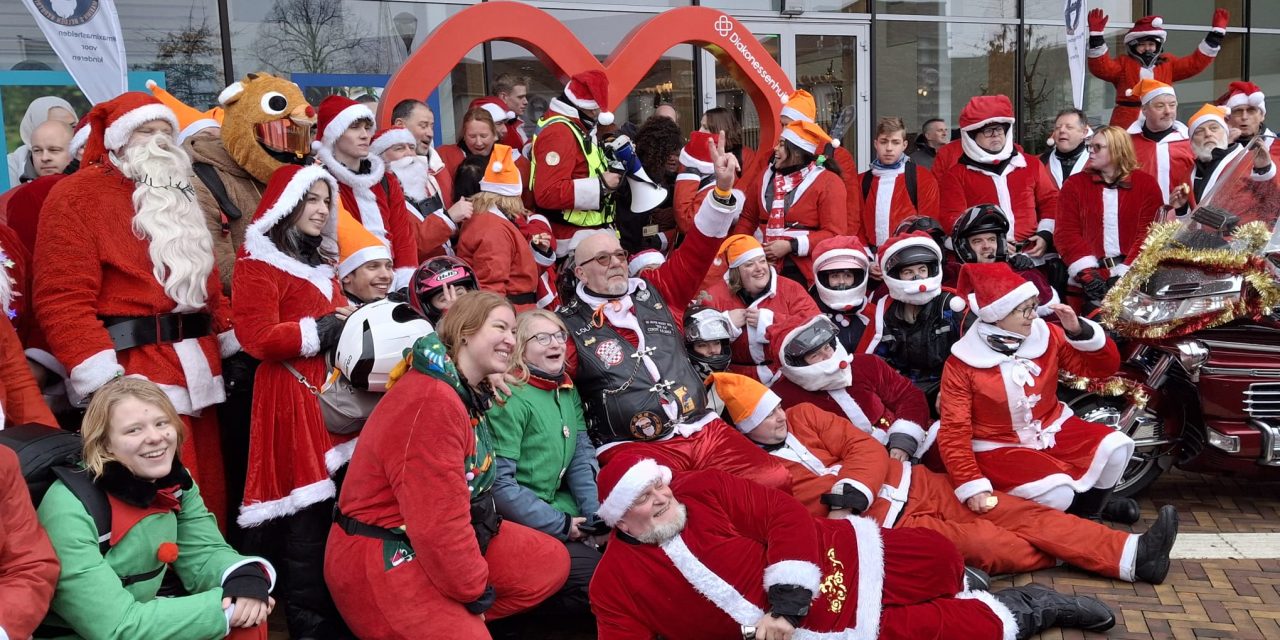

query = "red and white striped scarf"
[[766, 163, 816, 242]]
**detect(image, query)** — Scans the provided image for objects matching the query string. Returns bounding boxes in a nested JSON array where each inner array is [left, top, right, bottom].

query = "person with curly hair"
[[619, 115, 684, 253]]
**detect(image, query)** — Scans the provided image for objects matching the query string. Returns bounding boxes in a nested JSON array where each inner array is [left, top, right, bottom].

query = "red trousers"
[[896, 467, 1133, 577], [878, 527, 1011, 639], [597, 419, 792, 493], [180, 412, 225, 532], [325, 520, 569, 639]]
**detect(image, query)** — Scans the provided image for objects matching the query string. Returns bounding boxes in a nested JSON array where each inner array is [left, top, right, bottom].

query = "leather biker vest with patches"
[[561, 287, 709, 447]]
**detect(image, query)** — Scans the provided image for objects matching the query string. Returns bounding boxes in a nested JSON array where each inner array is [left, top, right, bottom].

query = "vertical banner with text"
[[1064, 0, 1088, 109], [21, 0, 128, 104]]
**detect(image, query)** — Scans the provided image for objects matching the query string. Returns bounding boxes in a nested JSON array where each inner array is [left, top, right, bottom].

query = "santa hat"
[[336, 205, 393, 278], [80, 92, 180, 165], [959, 95, 1015, 164], [1125, 16, 1167, 45], [1188, 103, 1229, 135], [564, 71, 614, 126], [480, 144, 523, 197], [596, 455, 672, 526], [707, 372, 781, 434], [813, 236, 871, 311], [718, 234, 765, 269], [146, 79, 222, 143], [469, 97, 516, 124], [369, 127, 417, 157], [69, 114, 91, 158], [781, 89, 817, 123], [314, 95, 375, 149], [679, 131, 717, 176], [955, 262, 1039, 324], [780, 120, 833, 155], [243, 164, 340, 272], [1218, 81, 1266, 115], [879, 232, 965, 310], [1126, 78, 1175, 106], [628, 249, 665, 276]]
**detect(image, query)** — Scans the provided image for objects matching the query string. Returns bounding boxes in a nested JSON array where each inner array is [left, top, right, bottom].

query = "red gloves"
[[1211, 8, 1230, 31], [1088, 8, 1108, 34]]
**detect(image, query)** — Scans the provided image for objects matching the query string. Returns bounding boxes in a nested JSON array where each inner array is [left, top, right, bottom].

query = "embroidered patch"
[[643, 319, 675, 336], [635, 288, 651, 302], [630, 411, 662, 440], [382, 539, 416, 570], [595, 338, 624, 366], [544, 151, 561, 166]]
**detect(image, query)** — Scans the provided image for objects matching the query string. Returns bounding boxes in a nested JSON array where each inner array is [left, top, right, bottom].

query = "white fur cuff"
[[220, 557, 279, 592], [1088, 44, 1108, 58], [69, 349, 124, 404], [1067, 318, 1107, 352], [218, 330, 241, 359], [1067, 255, 1100, 278], [299, 317, 321, 357], [954, 477, 993, 503], [887, 419, 927, 446], [957, 589, 1019, 640], [572, 177, 601, 211], [693, 188, 743, 239], [762, 560, 822, 594], [832, 478, 875, 511], [1199, 39, 1221, 57], [1036, 218, 1056, 233]]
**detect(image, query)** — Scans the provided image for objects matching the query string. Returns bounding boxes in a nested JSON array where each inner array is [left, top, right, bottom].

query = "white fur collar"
[[241, 164, 341, 297], [317, 146, 385, 189], [950, 319, 1049, 369]]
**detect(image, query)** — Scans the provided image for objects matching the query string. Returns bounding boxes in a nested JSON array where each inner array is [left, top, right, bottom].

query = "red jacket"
[[939, 152, 1059, 241], [1056, 169, 1164, 280], [702, 270, 820, 383], [0, 313, 56, 428], [319, 152, 419, 285], [734, 166, 848, 285], [0, 445, 59, 639], [456, 209, 541, 312], [5, 173, 65, 255], [1130, 125, 1195, 204], [1089, 46, 1217, 129], [850, 162, 941, 246]]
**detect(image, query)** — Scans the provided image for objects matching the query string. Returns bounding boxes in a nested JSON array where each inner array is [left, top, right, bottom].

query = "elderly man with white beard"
[[33, 92, 238, 524], [1170, 103, 1277, 214], [370, 126, 472, 260]]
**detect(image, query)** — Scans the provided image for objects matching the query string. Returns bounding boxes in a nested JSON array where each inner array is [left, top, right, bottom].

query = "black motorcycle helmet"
[[782, 317, 840, 367], [1127, 35, 1164, 68], [893, 215, 949, 250], [952, 204, 1011, 264], [684, 305, 733, 378], [407, 256, 478, 324]]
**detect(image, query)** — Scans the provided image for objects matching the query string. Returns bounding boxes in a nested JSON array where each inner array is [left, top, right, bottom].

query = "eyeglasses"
[[975, 125, 1007, 138], [586, 250, 628, 269], [526, 331, 568, 346], [1011, 303, 1038, 319], [1086, 143, 1108, 153]]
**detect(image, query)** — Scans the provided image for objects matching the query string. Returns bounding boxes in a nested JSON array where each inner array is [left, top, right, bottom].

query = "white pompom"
[[598, 111, 615, 126], [1151, 17, 1163, 28], [830, 138, 842, 148], [146, 79, 159, 90], [311, 140, 324, 152], [949, 296, 967, 313], [492, 161, 504, 173], [1125, 89, 1135, 97]]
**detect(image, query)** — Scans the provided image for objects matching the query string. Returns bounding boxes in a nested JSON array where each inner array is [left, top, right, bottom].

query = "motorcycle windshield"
[[1173, 138, 1280, 250]]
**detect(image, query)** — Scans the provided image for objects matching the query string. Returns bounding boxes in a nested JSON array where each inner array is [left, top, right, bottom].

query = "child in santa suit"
[[313, 96, 419, 288], [712, 371, 1180, 584], [370, 126, 468, 262], [1087, 9, 1228, 128], [233, 164, 352, 636], [811, 235, 878, 354], [850, 116, 940, 249], [1127, 79, 1195, 204], [733, 119, 848, 287], [590, 454, 1118, 640], [940, 262, 1141, 524], [702, 234, 820, 385]]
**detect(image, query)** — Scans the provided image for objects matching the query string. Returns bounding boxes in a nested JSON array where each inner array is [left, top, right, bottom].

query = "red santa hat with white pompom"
[[564, 71, 615, 126], [596, 455, 672, 526], [1125, 16, 1167, 45], [954, 262, 1040, 324], [1218, 81, 1267, 116]]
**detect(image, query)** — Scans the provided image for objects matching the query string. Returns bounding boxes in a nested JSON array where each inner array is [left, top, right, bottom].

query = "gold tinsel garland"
[[1059, 371, 1151, 410], [1100, 221, 1280, 339]]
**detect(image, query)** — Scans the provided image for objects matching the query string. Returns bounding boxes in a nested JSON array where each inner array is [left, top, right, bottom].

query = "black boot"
[[992, 584, 1116, 640], [1102, 495, 1141, 525], [1065, 487, 1108, 520], [964, 565, 991, 592], [1135, 505, 1179, 584]]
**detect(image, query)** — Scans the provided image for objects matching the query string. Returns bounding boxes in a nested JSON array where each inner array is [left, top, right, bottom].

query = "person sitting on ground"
[[488, 309, 603, 619], [405, 255, 479, 325], [37, 378, 276, 639], [810, 235, 877, 354]]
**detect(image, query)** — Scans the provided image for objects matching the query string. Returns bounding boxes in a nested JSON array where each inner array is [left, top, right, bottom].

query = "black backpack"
[[0, 424, 112, 554], [861, 164, 919, 209]]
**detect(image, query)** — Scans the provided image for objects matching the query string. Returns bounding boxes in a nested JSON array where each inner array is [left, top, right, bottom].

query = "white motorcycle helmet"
[[333, 299, 434, 392]]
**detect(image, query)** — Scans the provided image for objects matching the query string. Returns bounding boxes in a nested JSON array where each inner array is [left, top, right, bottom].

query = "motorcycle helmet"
[[1127, 36, 1164, 68], [812, 236, 871, 311], [408, 256, 478, 323], [879, 232, 945, 305], [684, 306, 733, 378], [952, 204, 1011, 264], [782, 316, 840, 367], [334, 299, 434, 392], [893, 215, 948, 250]]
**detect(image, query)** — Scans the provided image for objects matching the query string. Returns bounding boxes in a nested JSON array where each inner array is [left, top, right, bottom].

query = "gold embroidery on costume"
[[820, 548, 848, 613]]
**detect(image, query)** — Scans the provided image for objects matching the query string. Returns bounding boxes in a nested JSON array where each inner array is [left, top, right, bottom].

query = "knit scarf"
[[766, 162, 816, 243], [870, 157, 906, 173]]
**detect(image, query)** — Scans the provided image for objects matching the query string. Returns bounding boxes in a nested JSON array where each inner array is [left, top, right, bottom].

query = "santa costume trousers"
[[975, 418, 1134, 508], [897, 468, 1136, 577], [179, 411, 226, 531], [325, 519, 570, 639], [878, 527, 1013, 639], [597, 419, 792, 493]]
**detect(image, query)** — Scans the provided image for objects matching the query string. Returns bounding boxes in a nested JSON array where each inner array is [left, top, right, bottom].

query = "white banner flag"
[[21, 0, 128, 104], [1064, 0, 1088, 109]]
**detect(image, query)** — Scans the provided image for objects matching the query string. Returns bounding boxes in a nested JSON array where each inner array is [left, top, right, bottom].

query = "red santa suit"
[[590, 457, 1017, 640], [455, 155, 542, 312], [34, 93, 233, 521], [780, 90, 861, 233], [1056, 168, 1164, 284], [850, 160, 941, 247], [0, 313, 56, 428], [940, 263, 1135, 510], [313, 96, 418, 288], [1218, 82, 1280, 167], [371, 127, 457, 261], [233, 165, 349, 527], [0, 444, 59, 640], [0, 223, 57, 377], [1130, 127, 1194, 205]]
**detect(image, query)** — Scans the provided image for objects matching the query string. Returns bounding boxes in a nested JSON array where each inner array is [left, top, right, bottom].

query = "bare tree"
[[148, 11, 221, 108], [251, 0, 380, 76]]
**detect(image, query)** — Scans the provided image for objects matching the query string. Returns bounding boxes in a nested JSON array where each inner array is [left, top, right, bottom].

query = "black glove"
[[464, 584, 496, 615], [820, 484, 869, 515], [766, 584, 812, 628], [1204, 29, 1225, 50], [221, 351, 257, 396], [315, 313, 346, 351], [887, 433, 919, 459], [1077, 267, 1110, 301], [1088, 34, 1105, 50], [1007, 252, 1036, 272]]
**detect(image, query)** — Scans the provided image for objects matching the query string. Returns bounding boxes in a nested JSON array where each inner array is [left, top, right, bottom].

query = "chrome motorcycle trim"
[[1256, 420, 1280, 466], [1199, 366, 1280, 377], [1200, 339, 1280, 354]]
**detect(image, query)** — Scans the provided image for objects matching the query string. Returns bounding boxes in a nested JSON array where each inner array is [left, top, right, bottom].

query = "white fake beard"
[[388, 154, 434, 202], [1191, 137, 1228, 162], [116, 135, 215, 310], [635, 503, 688, 545]]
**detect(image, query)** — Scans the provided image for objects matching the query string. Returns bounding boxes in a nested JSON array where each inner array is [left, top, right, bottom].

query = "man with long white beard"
[[370, 126, 471, 260], [34, 92, 237, 524], [1174, 103, 1276, 213]]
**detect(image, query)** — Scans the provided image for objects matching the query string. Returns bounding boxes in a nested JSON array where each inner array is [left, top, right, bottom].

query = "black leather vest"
[[561, 286, 709, 446]]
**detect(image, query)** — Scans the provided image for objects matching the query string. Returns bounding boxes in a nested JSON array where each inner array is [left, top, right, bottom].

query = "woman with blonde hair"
[[37, 377, 276, 639], [1055, 125, 1165, 309], [438, 107, 533, 204], [325, 291, 569, 639], [488, 308, 601, 618]]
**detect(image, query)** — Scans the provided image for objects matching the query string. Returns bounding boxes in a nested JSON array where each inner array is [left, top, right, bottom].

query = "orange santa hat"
[[480, 144, 523, 197], [707, 372, 782, 434], [146, 79, 223, 143], [336, 205, 392, 279]]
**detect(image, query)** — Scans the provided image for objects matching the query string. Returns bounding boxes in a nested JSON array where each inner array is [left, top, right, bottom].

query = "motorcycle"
[[1063, 138, 1280, 497]]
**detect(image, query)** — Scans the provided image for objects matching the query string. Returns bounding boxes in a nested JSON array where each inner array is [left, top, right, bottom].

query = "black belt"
[[507, 292, 537, 305], [1115, 98, 1141, 107], [1101, 255, 1126, 269], [100, 313, 212, 351], [334, 506, 408, 542]]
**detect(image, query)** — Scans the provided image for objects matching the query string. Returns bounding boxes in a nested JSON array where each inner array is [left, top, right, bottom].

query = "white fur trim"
[[1066, 318, 1107, 352], [321, 103, 375, 146], [69, 123, 91, 156], [762, 560, 822, 593], [237, 478, 336, 527], [954, 477, 993, 502], [781, 128, 818, 155], [218, 82, 245, 106], [172, 338, 224, 412], [1254, 161, 1277, 182], [1036, 218, 1055, 233], [325, 438, 359, 474], [960, 121, 1015, 165], [572, 177, 601, 211], [393, 266, 414, 291], [1119, 532, 1140, 582], [220, 557, 278, 592], [68, 349, 124, 405], [679, 148, 714, 175], [1189, 111, 1228, 136], [735, 388, 781, 434], [104, 104, 180, 152], [299, 317, 320, 357], [338, 245, 392, 279], [25, 348, 67, 380], [242, 165, 342, 297], [1199, 39, 1220, 58], [1088, 43, 1108, 58], [628, 251, 665, 276], [844, 515, 885, 640], [886, 419, 926, 447], [956, 589, 1019, 640], [218, 330, 241, 358], [729, 246, 765, 269], [693, 188, 743, 239], [476, 102, 513, 124], [660, 534, 766, 625], [780, 105, 812, 123], [1067, 255, 1100, 278], [178, 119, 220, 144], [370, 128, 417, 157], [563, 83, 600, 111], [317, 145, 385, 190], [597, 458, 671, 526], [746, 304, 774, 364], [795, 233, 810, 257], [950, 318, 1050, 369], [971, 280, 1040, 323], [1004, 430, 1135, 500]]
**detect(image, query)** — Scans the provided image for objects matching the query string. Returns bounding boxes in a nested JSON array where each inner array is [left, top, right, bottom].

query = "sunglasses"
[[586, 250, 629, 269]]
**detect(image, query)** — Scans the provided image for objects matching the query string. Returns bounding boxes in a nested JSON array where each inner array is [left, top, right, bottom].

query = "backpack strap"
[[905, 163, 918, 209], [381, 174, 393, 200], [52, 466, 112, 555], [861, 172, 873, 200], [191, 162, 243, 235]]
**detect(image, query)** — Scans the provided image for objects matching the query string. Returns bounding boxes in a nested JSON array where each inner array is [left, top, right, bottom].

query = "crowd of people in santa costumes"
[[849, 116, 940, 248]]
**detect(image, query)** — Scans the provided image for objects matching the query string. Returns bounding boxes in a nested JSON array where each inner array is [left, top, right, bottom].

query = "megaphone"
[[627, 167, 669, 214]]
